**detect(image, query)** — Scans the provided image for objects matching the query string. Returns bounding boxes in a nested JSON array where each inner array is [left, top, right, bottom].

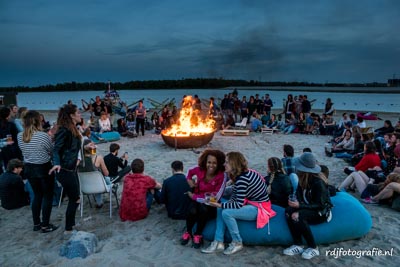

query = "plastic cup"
[[6, 134, 12, 142], [204, 192, 211, 203], [288, 194, 297, 202], [90, 146, 97, 155]]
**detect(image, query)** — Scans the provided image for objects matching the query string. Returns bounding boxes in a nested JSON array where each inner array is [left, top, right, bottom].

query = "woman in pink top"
[[181, 149, 226, 249]]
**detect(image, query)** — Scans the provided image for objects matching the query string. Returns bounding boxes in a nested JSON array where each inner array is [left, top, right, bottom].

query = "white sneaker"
[[201, 241, 224, 253], [283, 245, 304, 256], [301, 247, 320, 259], [223, 242, 243, 255]]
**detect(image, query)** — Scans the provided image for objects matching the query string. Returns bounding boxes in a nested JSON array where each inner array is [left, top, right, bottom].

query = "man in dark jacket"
[[0, 158, 29, 210], [160, 161, 191, 219], [104, 143, 131, 184]]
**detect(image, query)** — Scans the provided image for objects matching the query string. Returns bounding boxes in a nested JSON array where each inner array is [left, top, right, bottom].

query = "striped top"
[[222, 169, 269, 209], [17, 131, 53, 164]]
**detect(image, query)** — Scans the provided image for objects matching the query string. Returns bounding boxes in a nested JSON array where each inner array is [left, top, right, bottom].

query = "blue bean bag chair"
[[202, 192, 372, 245], [91, 131, 121, 144]]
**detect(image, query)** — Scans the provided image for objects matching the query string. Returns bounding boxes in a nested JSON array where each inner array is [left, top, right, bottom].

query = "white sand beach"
[[0, 111, 399, 266]]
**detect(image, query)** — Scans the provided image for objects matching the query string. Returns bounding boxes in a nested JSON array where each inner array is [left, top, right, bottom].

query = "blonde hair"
[[226, 151, 248, 180], [22, 110, 42, 143]]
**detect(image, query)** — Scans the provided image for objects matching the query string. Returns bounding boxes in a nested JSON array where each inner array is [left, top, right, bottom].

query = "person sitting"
[[98, 111, 112, 133], [260, 111, 270, 125], [356, 117, 366, 128], [282, 113, 298, 134], [332, 121, 352, 144], [283, 152, 333, 260], [265, 157, 292, 208], [266, 114, 278, 129], [338, 167, 386, 195], [250, 113, 263, 132], [296, 112, 306, 133], [104, 143, 131, 184], [0, 158, 29, 210], [125, 113, 136, 133], [374, 120, 394, 139], [182, 149, 226, 249], [344, 141, 382, 175], [330, 129, 354, 154], [78, 139, 111, 208], [117, 118, 136, 138], [160, 161, 191, 220], [39, 113, 51, 132], [119, 158, 162, 222], [362, 172, 400, 204], [202, 152, 274, 255], [319, 113, 336, 135]]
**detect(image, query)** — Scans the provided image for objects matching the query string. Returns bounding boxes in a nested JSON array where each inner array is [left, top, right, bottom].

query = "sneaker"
[[283, 245, 304, 256], [301, 247, 320, 259], [41, 224, 59, 233], [223, 242, 243, 255], [33, 223, 42, 231], [361, 197, 378, 204], [180, 231, 191, 246], [192, 235, 203, 249], [201, 241, 225, 253]]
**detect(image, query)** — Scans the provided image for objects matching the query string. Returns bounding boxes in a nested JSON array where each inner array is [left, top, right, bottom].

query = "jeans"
[[57, 169, 80, 231], [136, 118, 145, 136], [335, 152, 353, 159], [94, 176, 112, 205], [25, 162, 54, 227], [24, 181, 35, 207], [214, 205, 258, 243]]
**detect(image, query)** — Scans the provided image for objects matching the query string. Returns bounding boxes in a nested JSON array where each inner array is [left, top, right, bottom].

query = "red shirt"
[[119, 173, 156, 222], [355, 153, 382, 172]]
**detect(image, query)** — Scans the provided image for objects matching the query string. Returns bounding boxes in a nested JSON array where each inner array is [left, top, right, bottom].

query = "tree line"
[[0, 78, 388, 93]]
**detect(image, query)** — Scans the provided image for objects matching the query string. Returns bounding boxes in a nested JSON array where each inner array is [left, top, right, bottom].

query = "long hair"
[[267, 157, 285, 194], [57, 104, 81, 138], [198, 149, 225, 174], [298, 171, 328, 190], [226, 151, 248, 180], [22, 110, 42, 143]]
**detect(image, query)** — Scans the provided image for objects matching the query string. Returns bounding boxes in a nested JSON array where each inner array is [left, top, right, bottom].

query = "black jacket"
[[52, 127, 82, 170], [296, 175, 333, 216], [265, 173, 293, 208], [0, 171, 29, 210], [160, 173, 191, 219]]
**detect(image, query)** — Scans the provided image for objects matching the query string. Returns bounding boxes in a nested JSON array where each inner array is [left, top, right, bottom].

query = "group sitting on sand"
[[0, 93, 399, 261]]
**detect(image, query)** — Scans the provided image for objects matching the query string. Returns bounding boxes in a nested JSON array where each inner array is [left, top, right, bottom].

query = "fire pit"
[[161, 131, 215, 149], [160, 95, 216, 149]]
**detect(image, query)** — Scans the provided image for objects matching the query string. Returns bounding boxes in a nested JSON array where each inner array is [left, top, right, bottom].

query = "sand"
[[0, 111, 399, 267]]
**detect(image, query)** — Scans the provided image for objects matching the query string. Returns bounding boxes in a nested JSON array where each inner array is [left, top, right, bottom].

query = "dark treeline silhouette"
[[0, 78, 389, 93]]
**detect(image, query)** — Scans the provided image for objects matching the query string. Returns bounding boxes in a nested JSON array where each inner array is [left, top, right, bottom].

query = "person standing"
[[18, 110, 57, 233], [49, 104, 82, 234], [135, 100, 146, 136], [263, 94, 273, 118]]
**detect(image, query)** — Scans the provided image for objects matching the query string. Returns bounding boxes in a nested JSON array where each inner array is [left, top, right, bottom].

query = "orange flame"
[[162, 96, 216, 137]]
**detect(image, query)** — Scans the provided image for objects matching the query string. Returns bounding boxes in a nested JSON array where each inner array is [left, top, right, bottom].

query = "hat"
[[293, 152, 321, 174]]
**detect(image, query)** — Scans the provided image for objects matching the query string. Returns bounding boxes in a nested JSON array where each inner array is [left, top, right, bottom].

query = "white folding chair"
[[78, 171, 114, 218], [234, 117, 248, 128]]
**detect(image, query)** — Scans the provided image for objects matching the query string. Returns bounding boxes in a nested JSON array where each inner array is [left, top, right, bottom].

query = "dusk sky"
[[1, 0, 399, 87]]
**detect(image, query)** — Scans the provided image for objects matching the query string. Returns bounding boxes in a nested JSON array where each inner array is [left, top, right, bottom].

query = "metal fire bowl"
[[161, 131, 215, 149]]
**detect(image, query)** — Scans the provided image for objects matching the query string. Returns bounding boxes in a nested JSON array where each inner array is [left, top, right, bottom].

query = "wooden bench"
[[220, 129, 250, 136]]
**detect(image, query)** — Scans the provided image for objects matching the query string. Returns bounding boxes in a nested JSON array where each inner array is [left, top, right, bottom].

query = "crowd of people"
[[0, 91, 399, 260]]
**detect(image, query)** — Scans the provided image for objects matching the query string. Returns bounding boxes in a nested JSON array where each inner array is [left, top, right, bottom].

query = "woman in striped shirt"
[[18, 110, 57, 233], [202, 151, 274, 255]]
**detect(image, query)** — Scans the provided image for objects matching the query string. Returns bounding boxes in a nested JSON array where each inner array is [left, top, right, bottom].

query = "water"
[[16, 88, 400, 113]]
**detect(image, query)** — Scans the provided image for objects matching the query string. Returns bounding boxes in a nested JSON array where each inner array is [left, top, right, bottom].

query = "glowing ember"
[[162, 95, 216, 137]]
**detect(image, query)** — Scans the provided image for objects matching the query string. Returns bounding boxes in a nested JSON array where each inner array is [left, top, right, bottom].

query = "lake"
[[16, 87, 400, 113]]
